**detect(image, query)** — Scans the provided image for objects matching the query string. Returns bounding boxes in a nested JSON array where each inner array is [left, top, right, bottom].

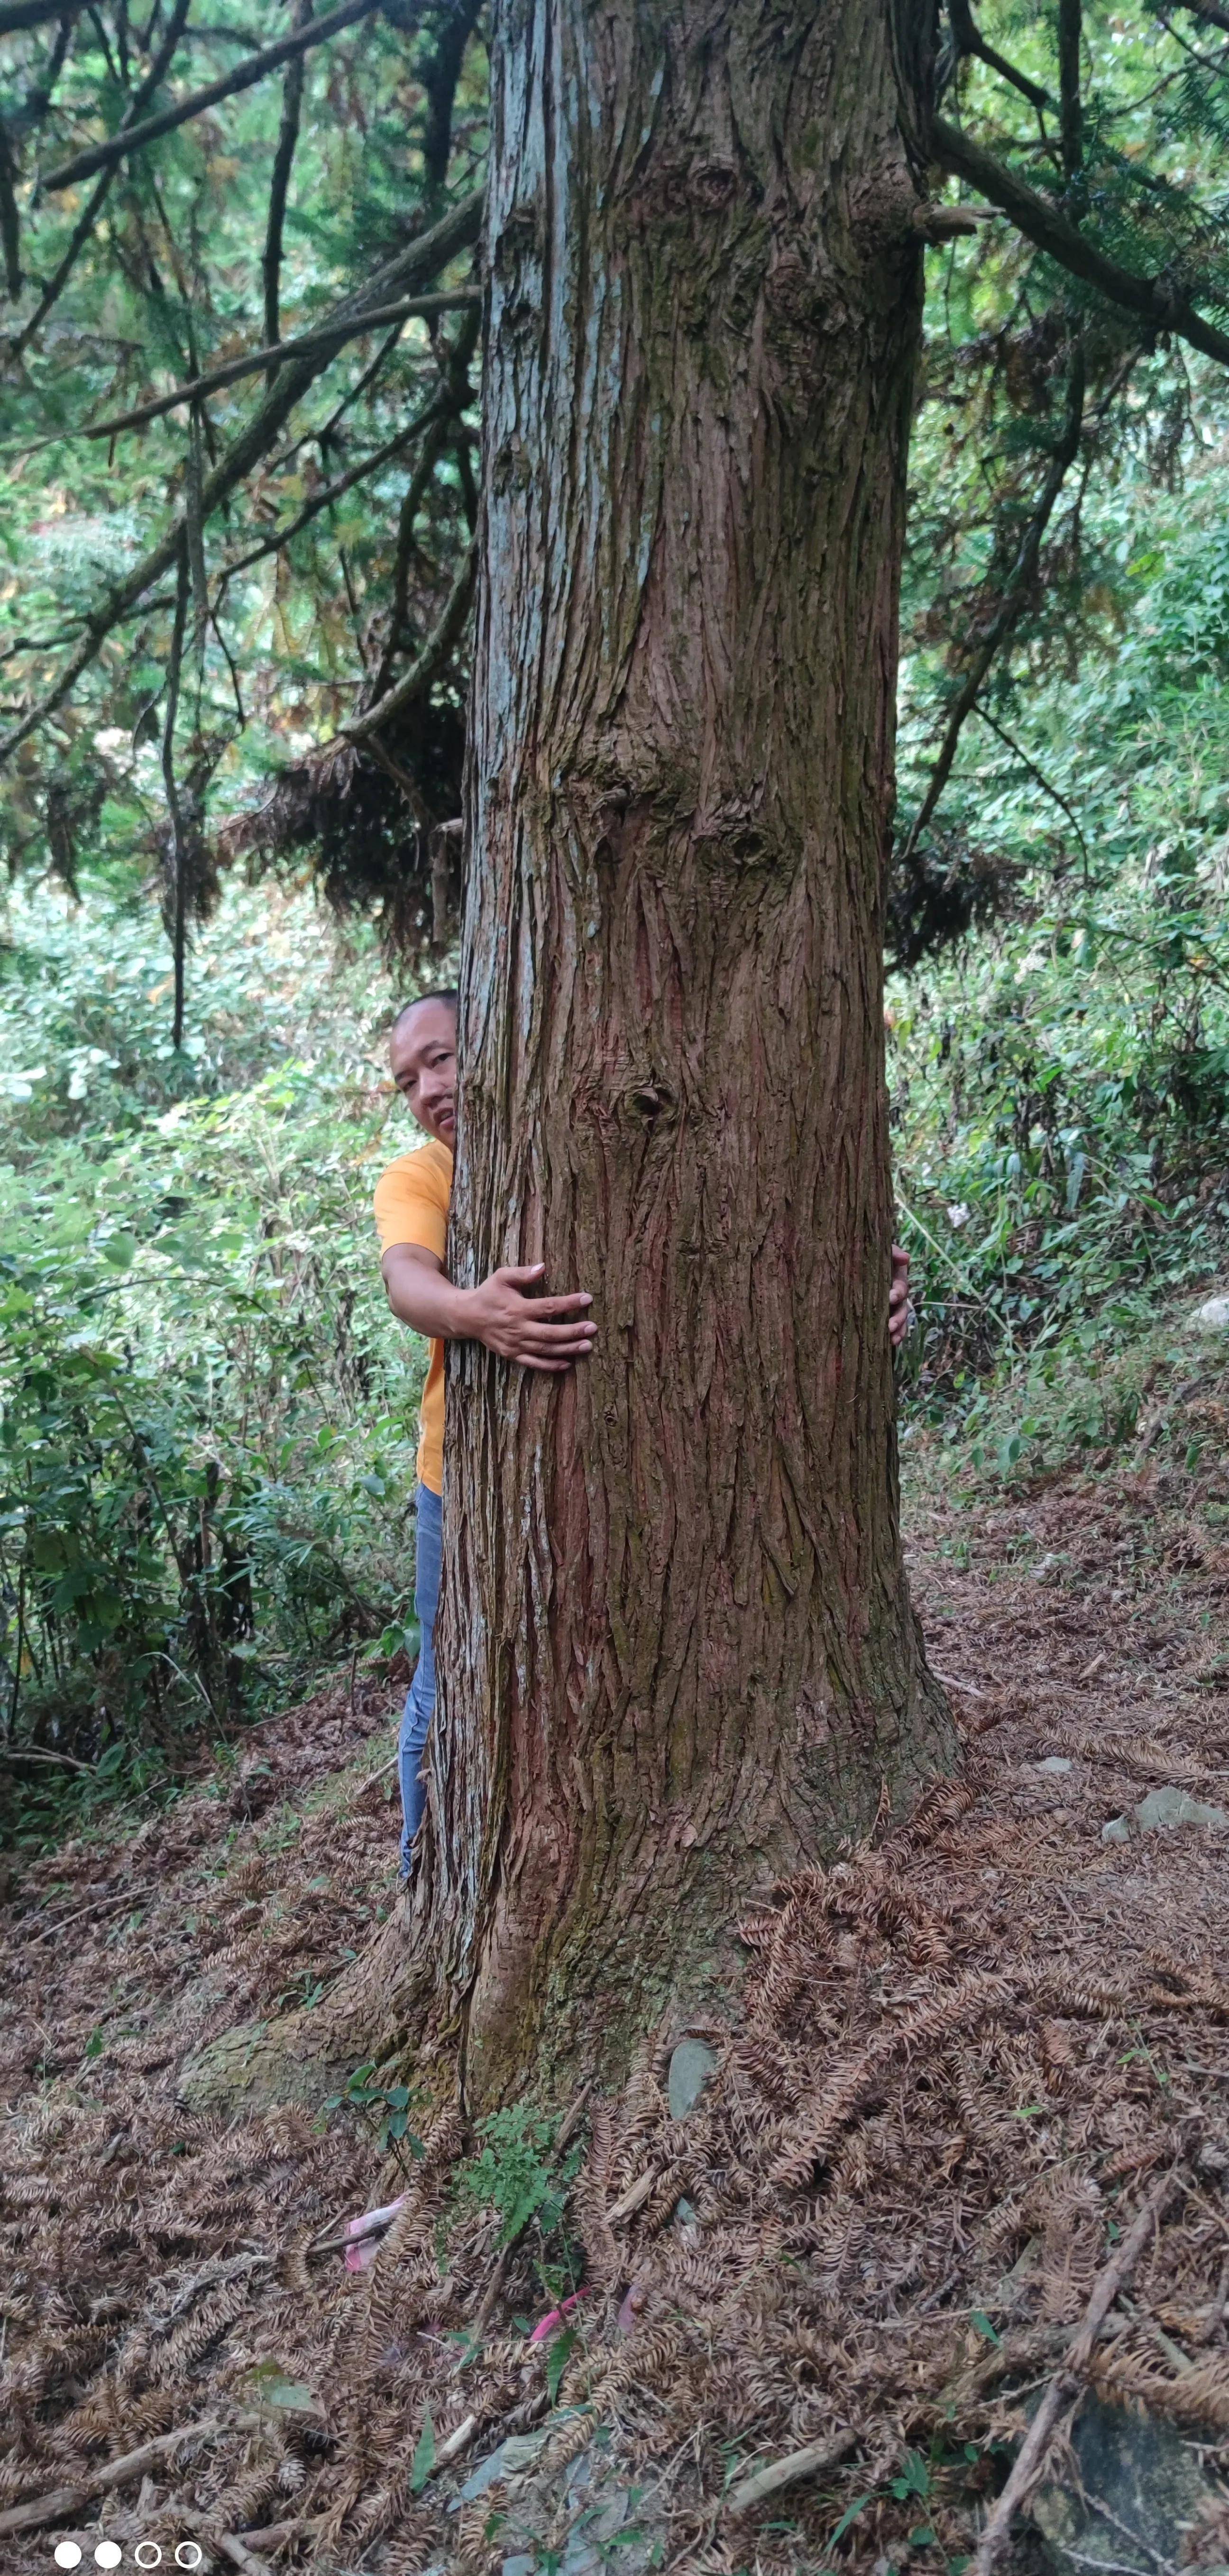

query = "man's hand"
[[381, 1243, 596, 1374], [889, 1242, 912, 1352], [465, 1264, 596, 1374]]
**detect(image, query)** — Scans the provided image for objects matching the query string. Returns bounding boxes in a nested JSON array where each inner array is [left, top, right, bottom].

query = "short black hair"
[[391, 987, 459, 1033]]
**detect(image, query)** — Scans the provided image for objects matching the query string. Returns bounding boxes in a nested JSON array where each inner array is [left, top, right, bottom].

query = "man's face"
[[389, 999, 458, 1148]]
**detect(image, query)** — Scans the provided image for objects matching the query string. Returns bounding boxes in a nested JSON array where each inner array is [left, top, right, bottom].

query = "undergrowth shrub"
[[893, 428, 1229, 1459], [0, 877, 430, 1847]]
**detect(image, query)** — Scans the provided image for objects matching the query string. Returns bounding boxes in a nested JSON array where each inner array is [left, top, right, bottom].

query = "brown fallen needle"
[[18, 1888, 148, 1948], [0, 2414, 264, 2537], [970, 2164, 1182, 2576]]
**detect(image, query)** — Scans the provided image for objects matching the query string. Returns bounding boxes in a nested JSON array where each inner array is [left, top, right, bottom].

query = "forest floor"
[[6, 1314, 1229, 2575]]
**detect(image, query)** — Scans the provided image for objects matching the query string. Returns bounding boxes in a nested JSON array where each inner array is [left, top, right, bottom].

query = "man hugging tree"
[[375, 989, 912, 1877]]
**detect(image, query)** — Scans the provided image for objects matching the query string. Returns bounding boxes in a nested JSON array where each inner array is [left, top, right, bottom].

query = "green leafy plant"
[[325, 2061, 425, 2161], [452, 2104, 582, 2249], [0, 878, 429, 1847]]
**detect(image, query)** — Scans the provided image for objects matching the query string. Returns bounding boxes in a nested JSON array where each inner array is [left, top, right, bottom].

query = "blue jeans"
[[398, 1482, 442, 1875]]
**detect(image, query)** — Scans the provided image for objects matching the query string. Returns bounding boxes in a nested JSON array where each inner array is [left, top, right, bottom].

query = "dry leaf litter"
[[5, 1370, 1229, 2573]]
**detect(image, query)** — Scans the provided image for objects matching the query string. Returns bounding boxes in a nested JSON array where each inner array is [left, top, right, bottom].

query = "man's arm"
[[381, 1242, 596, 1375]]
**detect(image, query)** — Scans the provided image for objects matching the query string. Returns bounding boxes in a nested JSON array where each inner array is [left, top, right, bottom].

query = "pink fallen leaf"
[[339, 2193, 408, 2267], [528, 2288, 587, 2345], [346, 2194, 407, 2240]]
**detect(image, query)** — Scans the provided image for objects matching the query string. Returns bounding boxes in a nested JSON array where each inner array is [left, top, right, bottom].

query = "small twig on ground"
[[237, 2517, 325, 2550], [353, 1756, 398, 1798], [725, 2428, 855, 2516], [970, 2164, 1183, 2576], [6, 1744, 92, 1769], [161, 2251, 273, 2322], [555, 2077, 593, 2152], [917, 2267, 965, 2316], [435, 2412, 478, 2469], [1059, 2556, 1166, 2576], [1116, 2288, 1195, 2375], [18, 1889, 148, 1947], [0, 2415, 262, 2536], [185, 2527, 272, 2576], [469, 2245, 510, 2337], [1081, 2486, 1177, 2576], [607, 2167, 657, 2225]]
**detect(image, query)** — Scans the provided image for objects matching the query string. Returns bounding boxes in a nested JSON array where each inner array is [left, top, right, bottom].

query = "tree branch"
[[82, 288, 480, 437], [932, 115, 1229, 369], [371, 412, 452, 695], [218, 400, 457, 582], [161, 535, 190, 1049], [0, 186, 485, 764], [21, 11, 78, 122], [420, 0, 483, 195], [946, 0, 1052, 116], [0, 120, 22, 298], [337, 535, 477, 745], [8, 0, 193, 363], [901, 343, 1086, 858], [370, 306, 478, 695], [1178, 0, 1229, 32], [972, 701, 1090, 882], [262, 0, 310, 366], [1057, 0, 1083, 183], [42, 0, 378, 191], [0, 0, 83, 33]]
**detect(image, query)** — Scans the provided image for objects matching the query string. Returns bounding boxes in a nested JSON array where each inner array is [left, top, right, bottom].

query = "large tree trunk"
[[415, 0, 955, 2106]]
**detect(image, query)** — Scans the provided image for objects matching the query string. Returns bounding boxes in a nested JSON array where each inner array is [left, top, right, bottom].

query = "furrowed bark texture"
[[419, 0, 955, 2103]]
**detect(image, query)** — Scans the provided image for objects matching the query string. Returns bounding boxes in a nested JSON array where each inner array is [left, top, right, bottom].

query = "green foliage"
[[326, 2060, 426, 2161], [894, 417, 1229, 1444], [0, 0, 484, 952], [0, 871, 434, 1845], [452, 2105, 583, 2251], [544, 2323, 578, 2405]]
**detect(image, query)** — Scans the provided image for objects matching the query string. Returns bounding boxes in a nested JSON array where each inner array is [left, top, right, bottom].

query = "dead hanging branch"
[[262, 0, 311, 366], [899, 341, 1086, 861], [7, 0, 194, 363], [41, 0, 380, 191], [0, 184, 484, 765], [81, 288, 480, 438]]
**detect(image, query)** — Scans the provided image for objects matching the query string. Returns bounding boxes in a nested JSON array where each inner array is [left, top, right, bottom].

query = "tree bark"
[[414, 0, 955, 2104]]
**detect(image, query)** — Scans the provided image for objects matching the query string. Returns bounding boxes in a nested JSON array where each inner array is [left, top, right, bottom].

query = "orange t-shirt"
[[373, 1138, 453, 1496]]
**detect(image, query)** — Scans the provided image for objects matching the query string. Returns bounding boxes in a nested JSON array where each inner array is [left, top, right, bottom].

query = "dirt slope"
[[5, 1335, 1229, 2573]]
